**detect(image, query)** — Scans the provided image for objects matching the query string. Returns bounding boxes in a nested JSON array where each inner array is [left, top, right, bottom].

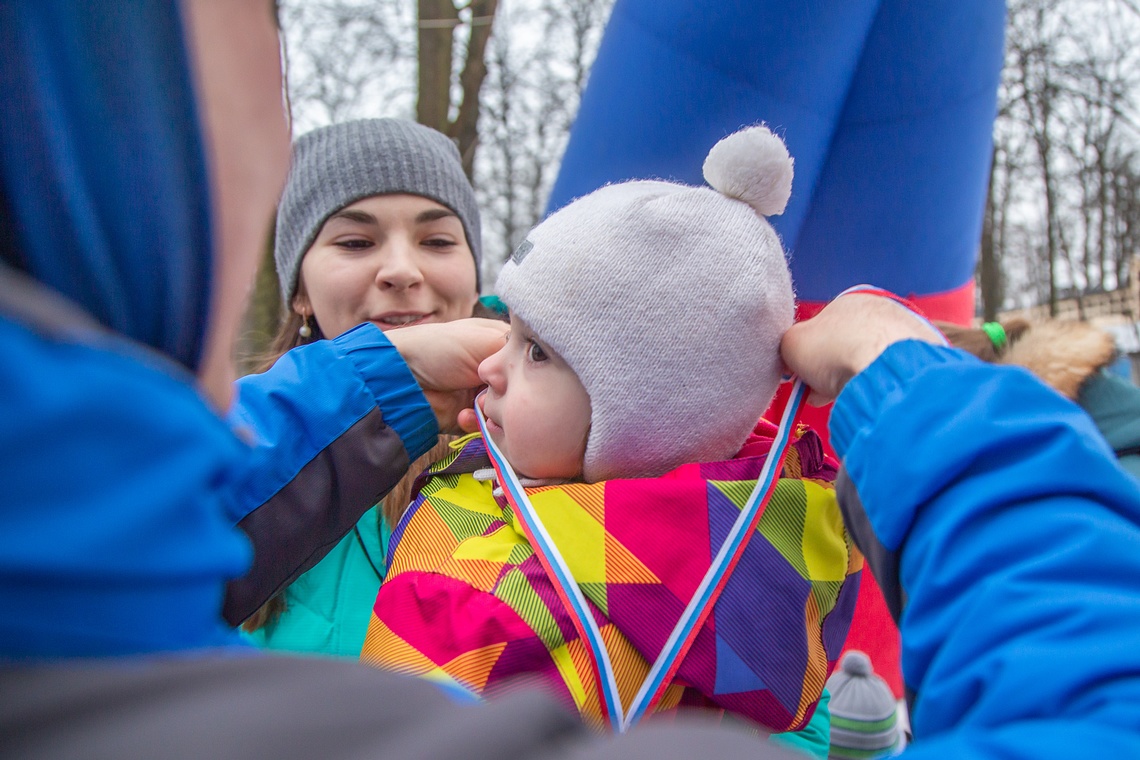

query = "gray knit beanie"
[[826, 651, 902, 759], [275, 118, 482, 302], [496, 125, 795, 483]]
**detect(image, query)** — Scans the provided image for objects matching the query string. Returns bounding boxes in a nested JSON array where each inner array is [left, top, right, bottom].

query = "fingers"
[[388, 318, 509, 394], [805, 389, 832, 408], [780, 292, 944, 402], [457, 408, 479, 434]]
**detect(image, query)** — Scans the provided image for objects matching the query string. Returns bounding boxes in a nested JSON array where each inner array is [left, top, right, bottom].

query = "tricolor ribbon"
[[475, 379, 807, 732], [473, 284, 938, 732]]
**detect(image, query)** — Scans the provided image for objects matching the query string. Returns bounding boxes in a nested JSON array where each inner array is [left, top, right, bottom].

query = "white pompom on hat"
[[495, 125, 796, 483]]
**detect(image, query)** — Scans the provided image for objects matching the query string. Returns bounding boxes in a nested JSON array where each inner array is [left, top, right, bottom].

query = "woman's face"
[[293, 193, 479, 338]]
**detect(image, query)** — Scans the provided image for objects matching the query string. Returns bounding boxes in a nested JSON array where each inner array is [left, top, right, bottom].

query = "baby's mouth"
[[477, 395, 503, 435]]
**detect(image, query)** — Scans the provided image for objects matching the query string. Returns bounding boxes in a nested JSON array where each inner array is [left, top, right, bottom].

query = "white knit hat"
[[496, 125, 795, 483]]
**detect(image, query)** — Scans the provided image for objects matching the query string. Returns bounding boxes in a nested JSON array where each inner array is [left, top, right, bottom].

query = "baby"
[[362, 126, 860, 742]]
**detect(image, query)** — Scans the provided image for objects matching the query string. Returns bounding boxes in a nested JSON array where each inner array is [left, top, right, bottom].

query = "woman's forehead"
[[338, 193, 457, 219]]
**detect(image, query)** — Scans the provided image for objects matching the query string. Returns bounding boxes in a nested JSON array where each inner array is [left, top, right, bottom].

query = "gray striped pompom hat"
[[826, 651, 902, 758], [274, 118, 482, 302]]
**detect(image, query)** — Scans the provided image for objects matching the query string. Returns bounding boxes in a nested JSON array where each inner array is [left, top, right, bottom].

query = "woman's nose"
[[375, 240, 425, 291]]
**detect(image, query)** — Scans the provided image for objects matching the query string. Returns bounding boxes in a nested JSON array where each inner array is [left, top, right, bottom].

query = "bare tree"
[[473, 0, 615, 279], [980, 86, 1035, 319], [1113, 150, 1140, 286], [417, 0, 500, 178], [1006, 0, 1068, 313], [980, 144, 1006, 321], [985, 0, 1140, 315], [281, 1, 416, 130]]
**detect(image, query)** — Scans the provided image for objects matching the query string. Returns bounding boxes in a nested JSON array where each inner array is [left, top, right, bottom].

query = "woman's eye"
[[422, 237, 456, 249], [526, 340, 548, 363], [334, 238, 373, 251]]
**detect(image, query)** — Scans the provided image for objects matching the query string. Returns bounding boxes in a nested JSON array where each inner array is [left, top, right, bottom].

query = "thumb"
[[457, 407, 480, 434]]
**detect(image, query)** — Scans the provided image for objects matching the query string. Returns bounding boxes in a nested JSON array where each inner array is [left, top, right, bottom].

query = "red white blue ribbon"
[[835, 284, 950, 346], [475, 379, 807, 732], [474, 284, 933, 732], [476, 391, 624, 728], [621, 378, 807, 729]]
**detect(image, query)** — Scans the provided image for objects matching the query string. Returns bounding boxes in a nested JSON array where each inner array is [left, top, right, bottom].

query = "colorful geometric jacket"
[[361, 421, 862, 732]]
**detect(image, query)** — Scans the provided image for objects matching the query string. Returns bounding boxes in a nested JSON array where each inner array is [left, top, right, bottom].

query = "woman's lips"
[[371, 312, 433, 330]]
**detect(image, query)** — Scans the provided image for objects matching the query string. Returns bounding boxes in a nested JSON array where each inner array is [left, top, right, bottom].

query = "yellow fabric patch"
[[452, 524, 523, 564], [432, 476, 499, 518], [445, 641, 507, 691], [361, 618, 435, 672], [552, 641, 590, 710], [384, 504, 457, 577], [530, 487, 607, 584], [800, 483, 849, 582]]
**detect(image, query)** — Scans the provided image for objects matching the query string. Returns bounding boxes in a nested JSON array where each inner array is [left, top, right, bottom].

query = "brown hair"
[[252, 308, 319, 374]]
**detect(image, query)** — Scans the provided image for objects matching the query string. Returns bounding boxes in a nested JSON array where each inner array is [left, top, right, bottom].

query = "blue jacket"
[[832, 340, 1140, 756], [0, 273, 250, 658], [0, 271, 436, 658], [223, 324, 436, 626], [0, 0, 439, 658]]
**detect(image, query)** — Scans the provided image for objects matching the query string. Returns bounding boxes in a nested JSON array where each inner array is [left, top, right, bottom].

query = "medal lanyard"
[[472, 285, 943, 732], [475, 379, 808, 732]]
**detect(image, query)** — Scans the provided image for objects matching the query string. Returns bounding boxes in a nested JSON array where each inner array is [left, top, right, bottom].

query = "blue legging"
[[548, 0, 1005, 315]]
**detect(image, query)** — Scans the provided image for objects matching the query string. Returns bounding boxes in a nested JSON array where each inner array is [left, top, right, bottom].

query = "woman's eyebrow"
[[328, 209, 377, 226], [416, 208, 458, 224]]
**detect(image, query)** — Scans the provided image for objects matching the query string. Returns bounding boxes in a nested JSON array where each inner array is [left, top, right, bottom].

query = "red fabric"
[[840, 564, 902, 695], [767, 287, 973, 699], [766, 384, 903, 697], [794, 281, 975, 326]]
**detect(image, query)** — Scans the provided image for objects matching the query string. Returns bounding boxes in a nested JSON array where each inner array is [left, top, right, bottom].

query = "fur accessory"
[[1001, 321, 1116, 399]]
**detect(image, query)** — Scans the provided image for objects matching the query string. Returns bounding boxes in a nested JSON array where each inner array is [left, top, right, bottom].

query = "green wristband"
[[982, 321, 1007, 351]]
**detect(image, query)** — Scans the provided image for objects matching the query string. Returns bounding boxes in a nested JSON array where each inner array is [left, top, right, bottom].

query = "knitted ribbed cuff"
[[333, 323, 438, 462]]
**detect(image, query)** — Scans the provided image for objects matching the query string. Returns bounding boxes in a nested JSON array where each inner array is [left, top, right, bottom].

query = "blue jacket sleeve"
[[221, 323, 438, 625], [831, 340, 1140, 757]]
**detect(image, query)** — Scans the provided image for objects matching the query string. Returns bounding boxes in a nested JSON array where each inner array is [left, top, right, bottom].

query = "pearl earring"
[[298, 315, 313, 339]]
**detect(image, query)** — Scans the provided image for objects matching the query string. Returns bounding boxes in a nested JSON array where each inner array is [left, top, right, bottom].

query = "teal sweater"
[[244, 506, 390, 657], [1078, 371, 1140, 480]]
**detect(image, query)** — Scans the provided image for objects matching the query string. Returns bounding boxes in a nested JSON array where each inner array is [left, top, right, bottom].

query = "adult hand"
[[386, 318, 509, 434], [780, 293, 943, 405]]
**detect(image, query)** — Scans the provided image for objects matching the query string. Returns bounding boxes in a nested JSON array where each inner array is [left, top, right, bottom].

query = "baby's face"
[[477, 314, 591, 480]]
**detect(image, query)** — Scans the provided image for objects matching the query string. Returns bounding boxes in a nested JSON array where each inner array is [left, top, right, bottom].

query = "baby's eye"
[[526, 340, 548, 363]]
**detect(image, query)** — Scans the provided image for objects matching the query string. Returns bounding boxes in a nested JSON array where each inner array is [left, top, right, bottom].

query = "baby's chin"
[[504, 457, 585, 484], [481, 427, 584, 482]]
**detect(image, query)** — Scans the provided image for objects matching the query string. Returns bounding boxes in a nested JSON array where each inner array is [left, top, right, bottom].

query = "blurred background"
[[240, 0, 1140, 377]]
